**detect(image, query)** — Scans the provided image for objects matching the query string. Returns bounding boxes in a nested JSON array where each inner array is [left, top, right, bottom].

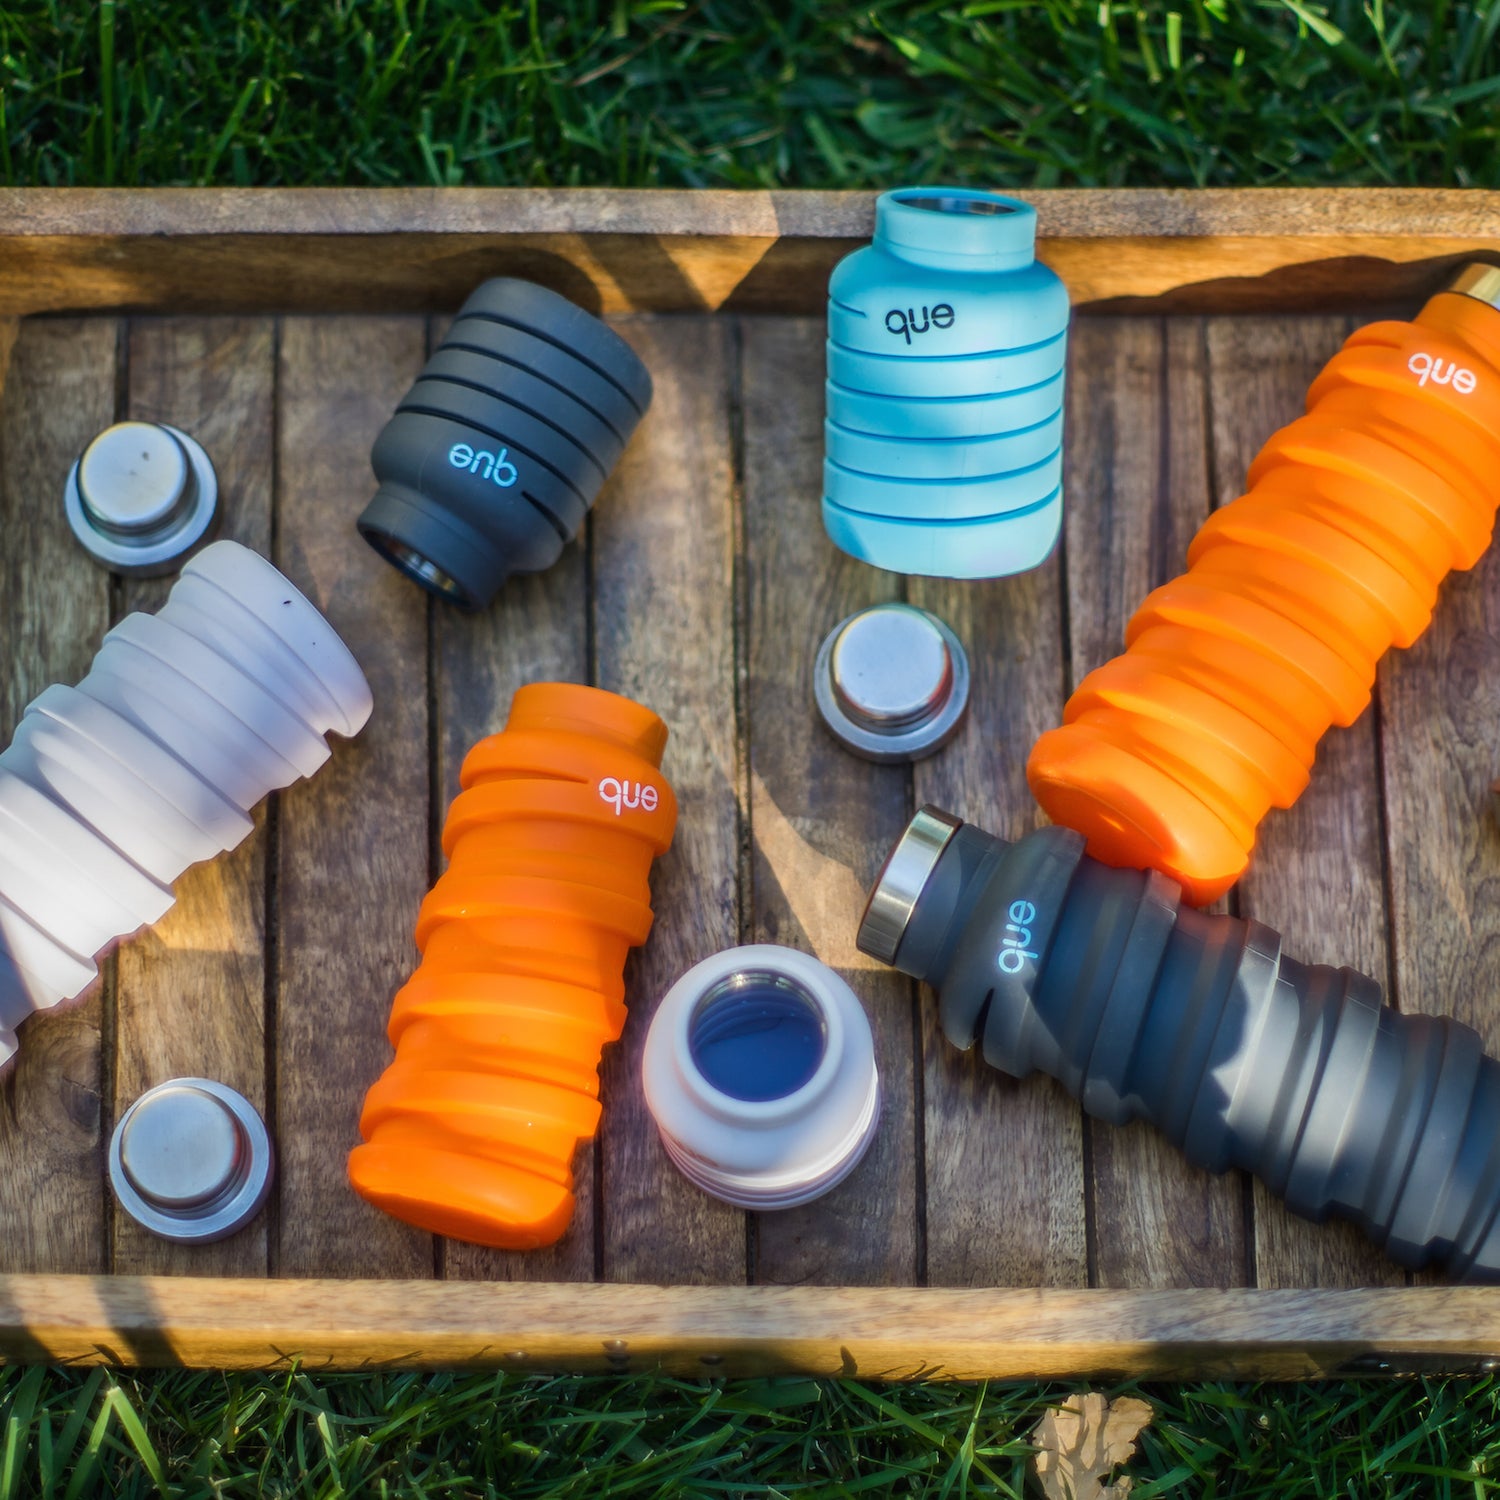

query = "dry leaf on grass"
[[1030, 1392, 1154, 1500]]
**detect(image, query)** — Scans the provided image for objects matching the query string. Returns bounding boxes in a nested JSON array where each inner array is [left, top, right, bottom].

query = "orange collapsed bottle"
[[348, 682, 677, 1249], [1029, 265, 1500, 905]]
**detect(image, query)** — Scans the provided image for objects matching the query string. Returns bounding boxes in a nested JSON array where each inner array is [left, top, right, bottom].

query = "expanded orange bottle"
[[1029, 265, 1500, 905], [348, 682, 677, 1249]]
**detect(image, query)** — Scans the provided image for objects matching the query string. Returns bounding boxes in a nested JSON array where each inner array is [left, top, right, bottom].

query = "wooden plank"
[[906, 564, 1086, 1287], [110, 317, 276, 1279], [906, 484, 1084, 1281], [24, 186, 1500, 240], [1058, 316, 1245, 1288], [741, 317, 918, 1287], [273, 317, 433, 1280], [592, 316, 745, 1287], [426, 304, 596, 1284], [1381, 365, 1500, 1033], [0, 1275, 1497, 1377], [1205, 314, 1402, 1289], [5, 188, 1500, 318], [0, 318, 116, 1275]]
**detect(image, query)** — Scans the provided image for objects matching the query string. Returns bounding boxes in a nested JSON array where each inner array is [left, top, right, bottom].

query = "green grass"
[[3, 0, 1500, 190], [1, 1366, 1499, 1498]]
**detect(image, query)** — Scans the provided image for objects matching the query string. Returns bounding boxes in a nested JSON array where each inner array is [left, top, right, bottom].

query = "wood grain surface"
[[7, 188, 1500, 318], [1381, 459, 1500, 1057], [1205, 315, 1404, 1290], [2, 1274, 1499, 1378], [1057, 317, 1246, 1289], [0, 318, 116, 1275], [3, 271, 1498, 1371], [272, 317, 432, 1280], [907, 567, 1084, 1282], [1379, 307, 1500, 1294], [742, 318, 918, 1288], [593, 317, 746, 1287], [112, 318, 276, 1279]]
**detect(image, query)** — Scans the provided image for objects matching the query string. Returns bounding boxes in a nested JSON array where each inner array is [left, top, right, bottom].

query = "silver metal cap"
[[109, 1079, 273, 1243], [814, 604, 970, 763], [65, 422, 219, 576], [857, 805, 962, 965]]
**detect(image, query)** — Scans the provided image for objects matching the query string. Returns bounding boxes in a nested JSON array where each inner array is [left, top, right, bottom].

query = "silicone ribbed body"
[[347, 682, 677, 1250], [358, 277, 652, 611], [1028, 289, 1500, 904], [823, 187, 1070, 579], [0, 541, 373, 1063], [882, 818, 1500, 1280]]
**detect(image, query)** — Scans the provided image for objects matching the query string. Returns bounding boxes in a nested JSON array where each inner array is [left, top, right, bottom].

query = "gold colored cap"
[[1447, 263, 1500, 311]]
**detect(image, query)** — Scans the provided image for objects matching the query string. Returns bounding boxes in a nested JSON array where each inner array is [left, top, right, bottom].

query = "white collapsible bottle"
[[0, 541, 373, 1063]]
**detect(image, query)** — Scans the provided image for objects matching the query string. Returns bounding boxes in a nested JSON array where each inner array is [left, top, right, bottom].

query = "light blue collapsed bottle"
[[824, 187, 1070, 578]]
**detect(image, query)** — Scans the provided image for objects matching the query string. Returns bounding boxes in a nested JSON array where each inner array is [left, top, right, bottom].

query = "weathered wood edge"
[[0, 1277, 1496, 1378], [9, 186, 1500, 238], [5, 188, 1500, 317]]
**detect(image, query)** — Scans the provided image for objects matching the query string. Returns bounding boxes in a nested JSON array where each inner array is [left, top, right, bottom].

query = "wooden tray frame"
[[7, 187, 1500, 320], [5, 187, 1500, 1376]]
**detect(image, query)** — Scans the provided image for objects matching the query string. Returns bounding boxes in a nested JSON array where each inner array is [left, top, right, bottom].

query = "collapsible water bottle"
[[358, 278, 653, 611], [861, 807, 1500, 1282], [823, 188, 1070, 578], [1028, 264, 1500, 904], [349, 683, 677, 1250], [0, 542, 372, 1062]]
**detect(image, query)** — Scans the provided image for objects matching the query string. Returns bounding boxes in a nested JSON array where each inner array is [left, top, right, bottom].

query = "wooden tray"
[[4, 187, 1500, 1377]]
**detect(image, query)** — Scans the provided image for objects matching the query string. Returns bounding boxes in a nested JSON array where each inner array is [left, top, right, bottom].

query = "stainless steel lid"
[[109, 1078, 273, 1243], [814, 603, 970, 763], [65, 422, 219, 576], [856, 805, 962, 964]]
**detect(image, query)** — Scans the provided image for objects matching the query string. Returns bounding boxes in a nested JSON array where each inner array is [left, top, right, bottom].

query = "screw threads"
[[1028, 284, 1500, 904], [348, 682, 677, 1250]]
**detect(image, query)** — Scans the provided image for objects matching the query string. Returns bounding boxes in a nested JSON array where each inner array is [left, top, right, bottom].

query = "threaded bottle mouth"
[[642, 945, 881, 1210], [655, 1078, 881, 1211], [873, 187, 1038, 269], [895, 193, 1018, 217], [364, 531, 472, 604], [688, 969, 827, 1101]]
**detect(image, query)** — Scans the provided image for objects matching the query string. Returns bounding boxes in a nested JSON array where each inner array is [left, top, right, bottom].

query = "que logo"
[[997, 898, 1039, 975], [884, 303, 956, 344], [449, 442, 518, 487], [1408, 351, 1478, 394], [599, 775, 660, 817]]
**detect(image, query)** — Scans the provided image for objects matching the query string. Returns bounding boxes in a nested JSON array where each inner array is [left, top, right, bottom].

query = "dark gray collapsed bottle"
[[859, 806, 1500, 1281], [358, 278, 653, 609]]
